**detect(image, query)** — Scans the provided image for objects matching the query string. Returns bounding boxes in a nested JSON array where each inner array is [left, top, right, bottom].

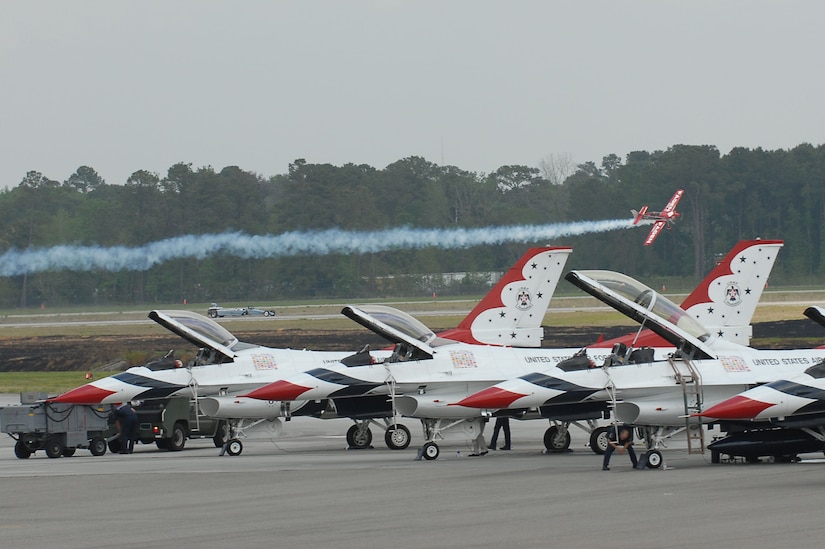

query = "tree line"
[[1, 143, 823, 308]]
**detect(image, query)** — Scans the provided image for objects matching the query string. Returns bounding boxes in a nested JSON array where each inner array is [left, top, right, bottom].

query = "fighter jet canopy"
[[566, 270, 715, 359], [149, 310, 238, 361], [342, 304, 456, 359], [343, 304, 435, 343]]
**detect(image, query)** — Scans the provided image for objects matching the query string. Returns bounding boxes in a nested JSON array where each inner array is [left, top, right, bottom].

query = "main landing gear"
[[543, 423, 572, 453], [540, 420, 609, 455], [345, 419, 412, 450], [589, 426, 610, 455]]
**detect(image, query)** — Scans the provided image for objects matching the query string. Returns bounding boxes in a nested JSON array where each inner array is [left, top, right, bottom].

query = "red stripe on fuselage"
[[242, 380, 312, 401], [452, 387, 527, 409], [699, 395, 775, 420]]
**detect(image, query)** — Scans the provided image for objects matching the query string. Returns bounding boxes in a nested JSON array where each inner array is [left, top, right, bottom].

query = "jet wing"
[[565, 270, 715, 360], [342, 304, 436, 359], [643, 220, 666, 246], [149, 310, 237, 361], [662, 189, 685, 213]]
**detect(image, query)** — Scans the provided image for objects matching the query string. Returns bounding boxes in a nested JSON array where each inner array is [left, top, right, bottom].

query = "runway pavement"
[[1, 401, 824, 549]]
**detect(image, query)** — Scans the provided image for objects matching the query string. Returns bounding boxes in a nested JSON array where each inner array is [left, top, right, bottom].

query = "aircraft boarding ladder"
[[186, 367, 202, 432], [668, 356, 705, 454]]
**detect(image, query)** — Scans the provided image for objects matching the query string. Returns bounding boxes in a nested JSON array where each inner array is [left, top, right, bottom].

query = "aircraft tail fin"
[[680, 239, 783, 345], [437, 247, 572, 347], [632, 206, 648, 225]]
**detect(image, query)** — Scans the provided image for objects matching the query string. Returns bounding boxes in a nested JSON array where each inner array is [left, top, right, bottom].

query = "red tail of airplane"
[[588, 238, 782, 348], [438, 247, 572, 347], [631, 205, 649, 225]]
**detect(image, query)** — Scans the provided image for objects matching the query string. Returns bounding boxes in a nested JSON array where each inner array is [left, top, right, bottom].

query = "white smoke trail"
[[0, 218, 637, 276]]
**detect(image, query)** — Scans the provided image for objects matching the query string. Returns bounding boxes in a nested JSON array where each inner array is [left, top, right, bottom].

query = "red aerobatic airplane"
[[631, 189, 684, 246]]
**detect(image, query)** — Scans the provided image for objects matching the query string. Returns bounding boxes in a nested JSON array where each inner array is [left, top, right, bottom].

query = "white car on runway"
[[207, 303, 276, 318]]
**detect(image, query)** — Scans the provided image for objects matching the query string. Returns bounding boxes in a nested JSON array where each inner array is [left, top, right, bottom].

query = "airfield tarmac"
[[0, 397, 823, 549]]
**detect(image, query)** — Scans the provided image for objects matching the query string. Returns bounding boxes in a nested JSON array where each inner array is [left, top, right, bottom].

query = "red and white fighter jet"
[[694, 306, 825, 462], [699, 305, 825, 423], [695, 363, 825, 462]]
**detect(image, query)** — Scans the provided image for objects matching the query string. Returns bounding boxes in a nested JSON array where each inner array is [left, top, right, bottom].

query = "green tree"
[[64, 166, 105, 193]]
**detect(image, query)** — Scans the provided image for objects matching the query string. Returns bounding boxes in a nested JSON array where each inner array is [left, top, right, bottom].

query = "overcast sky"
[[2, 1, 823, 188]]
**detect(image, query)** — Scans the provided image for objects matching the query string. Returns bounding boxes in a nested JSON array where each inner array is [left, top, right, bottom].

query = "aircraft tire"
[[422, 442, 439, 460], [89, 436, 107, 456], [589, 426, 610, 455], [346, 424, 373, 449], [385, 424, 411, 450], [226, 439, 243, 456], [544, 426, 571, 453], [645, 449, 663, 469]]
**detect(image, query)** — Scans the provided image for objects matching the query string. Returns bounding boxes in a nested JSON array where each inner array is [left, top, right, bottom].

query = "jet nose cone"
[[49, 383, 117, 404], [699, 395, 774, 420], [453, 387, 527, 409], [242, 380, 311, 401]]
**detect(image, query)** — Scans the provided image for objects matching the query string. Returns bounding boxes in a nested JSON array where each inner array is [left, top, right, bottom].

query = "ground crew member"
[[488, 417, 511, 450], [113, 402, 138, 454], [602, 424, 638, 470]]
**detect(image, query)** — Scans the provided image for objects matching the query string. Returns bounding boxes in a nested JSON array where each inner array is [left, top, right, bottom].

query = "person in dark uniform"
[[602, 424, 637, 470], [113, 402, 138, 454], [488, 417, 511, 450]]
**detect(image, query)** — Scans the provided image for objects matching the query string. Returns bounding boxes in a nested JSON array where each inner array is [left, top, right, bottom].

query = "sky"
[[2, 1, 824, 188]]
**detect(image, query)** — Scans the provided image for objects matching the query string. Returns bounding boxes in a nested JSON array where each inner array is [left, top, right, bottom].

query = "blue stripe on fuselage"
[[113, 372, 187, 399]]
